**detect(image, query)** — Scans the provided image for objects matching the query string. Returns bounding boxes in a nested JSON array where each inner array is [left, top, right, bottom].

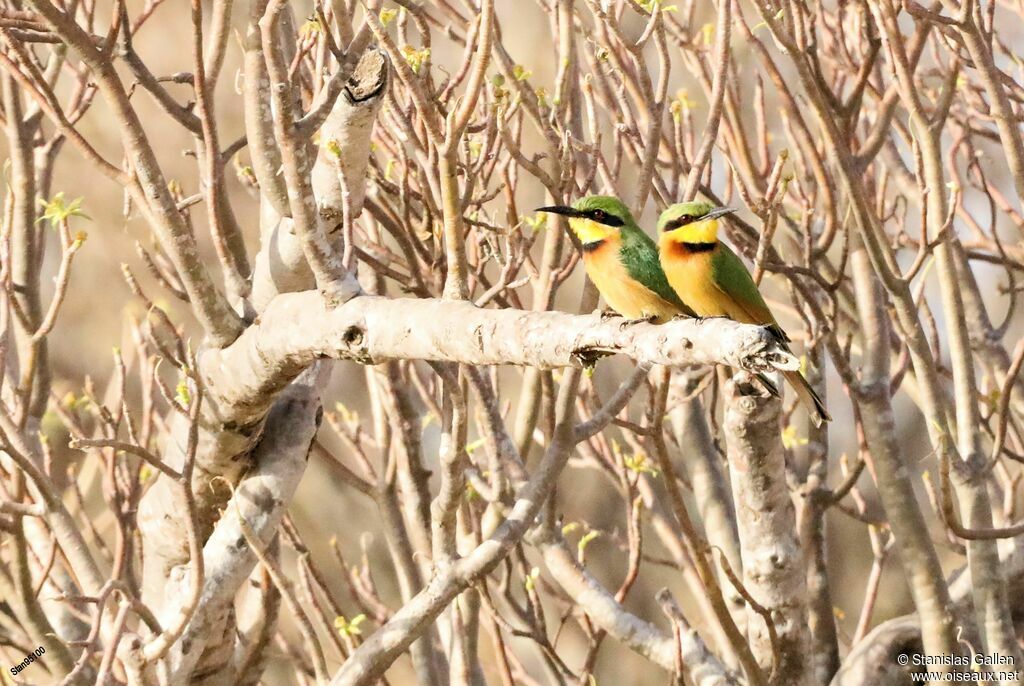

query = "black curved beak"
[[704, 207, 738, 221], [536, 205, 582, 218]]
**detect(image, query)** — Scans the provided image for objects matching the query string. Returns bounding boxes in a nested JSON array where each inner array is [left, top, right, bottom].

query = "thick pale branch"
[[310, 50, 388, 223], [138, 44, 389, 655], [199, 292, 800, 426], [259, 0, 356, 305], [166, 366, 326, 681], [251, 48, 388, 310], [724, 373, 807, 682]]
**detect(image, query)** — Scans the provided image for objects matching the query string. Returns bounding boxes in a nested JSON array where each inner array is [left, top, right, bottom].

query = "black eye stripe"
[[586, 209, 624, 227], [663, 215, 696, 231]]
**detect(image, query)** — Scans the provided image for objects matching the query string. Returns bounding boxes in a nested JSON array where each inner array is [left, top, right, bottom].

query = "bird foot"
[[599, 309, 620, 321], [618, 314, 658, 330]]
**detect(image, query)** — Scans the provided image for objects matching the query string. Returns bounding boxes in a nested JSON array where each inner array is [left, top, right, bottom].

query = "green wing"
[[710, 243, 787, 340], [619, 226, 696, 316]]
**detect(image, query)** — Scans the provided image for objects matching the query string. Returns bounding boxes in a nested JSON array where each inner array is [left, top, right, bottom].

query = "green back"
[[710, 242, 786, 337], [619, 224, 696, 316]]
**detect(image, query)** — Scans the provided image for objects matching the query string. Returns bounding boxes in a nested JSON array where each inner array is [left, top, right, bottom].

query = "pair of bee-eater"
[[538, 195, 831, 427]]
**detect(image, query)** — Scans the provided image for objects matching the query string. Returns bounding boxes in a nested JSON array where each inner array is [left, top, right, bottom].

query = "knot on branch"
[[337, 322, 373, 364], [732, 371, 772, 399], [344, 49, 389, 104], [569, 347, 615, 370], [342, 325, 364, 347], [724, 371, 782, 442]]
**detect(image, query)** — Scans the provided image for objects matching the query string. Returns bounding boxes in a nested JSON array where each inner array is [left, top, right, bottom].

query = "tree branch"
[[723, 373, 807, 682], [199, 293, 800, 428]]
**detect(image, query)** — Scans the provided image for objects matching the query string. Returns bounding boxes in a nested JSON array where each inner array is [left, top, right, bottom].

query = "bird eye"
[[592, 210, 607, 221], [664, 213, 696, 231]]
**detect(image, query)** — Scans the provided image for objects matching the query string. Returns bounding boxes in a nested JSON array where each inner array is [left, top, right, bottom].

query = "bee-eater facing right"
[[657, 201, 831, 426]]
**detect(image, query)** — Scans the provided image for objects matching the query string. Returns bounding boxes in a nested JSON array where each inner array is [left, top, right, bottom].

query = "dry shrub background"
[[1, 0, 1023, 685]]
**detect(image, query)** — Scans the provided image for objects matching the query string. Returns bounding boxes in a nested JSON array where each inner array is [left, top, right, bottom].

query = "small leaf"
[[512, 64, 532, 81], [379, 8, 398, 25], [335, 614, 367, 636], [348, 614, 366, 635], [781, 425, 808, 450], [325, 138, 343, 159], [701, 22, 715, 44], [640, 0, 678, 12], [674, 89, 697, 111], [334, 402, 359, 425], [535, 86, 549, 108], [301, 17, 322, 37], [984, 388, 1000, 413], [522, 214, 548, 232], [578, 530, 601, 553], [175, 379, 191, 408], [623, 450, 659, 477], [38, 192, 90, 226], [401, 45, 431, 74], [63, 392, 91, 411], [524, 566, 540, 591]]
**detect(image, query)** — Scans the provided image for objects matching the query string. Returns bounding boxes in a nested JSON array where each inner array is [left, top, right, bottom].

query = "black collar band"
[[581, 239, 606, 253], [681, 241, 717, 253]]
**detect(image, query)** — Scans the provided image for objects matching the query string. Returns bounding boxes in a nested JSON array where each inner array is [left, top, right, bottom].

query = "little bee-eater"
[[657, 201, 831, 426], [537, 196, 696, 323]]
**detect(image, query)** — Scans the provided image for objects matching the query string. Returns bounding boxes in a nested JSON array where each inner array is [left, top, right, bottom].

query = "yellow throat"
[[662, 217, 720, 245], [568, 217, 618, 245]]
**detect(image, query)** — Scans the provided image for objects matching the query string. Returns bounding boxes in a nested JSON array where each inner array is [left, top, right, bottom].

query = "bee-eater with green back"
[[537, 196, 695, 324], [657, 201, 831, 426]]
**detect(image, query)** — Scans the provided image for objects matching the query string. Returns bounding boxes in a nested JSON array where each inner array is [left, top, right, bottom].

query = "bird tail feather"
[[783, 370, 831, 427], [756, 373, 780, 398]]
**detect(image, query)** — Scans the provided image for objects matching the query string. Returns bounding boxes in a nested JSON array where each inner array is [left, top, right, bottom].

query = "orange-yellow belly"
[[583, 244, 681, 322], [661, 247, 748, 321]]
